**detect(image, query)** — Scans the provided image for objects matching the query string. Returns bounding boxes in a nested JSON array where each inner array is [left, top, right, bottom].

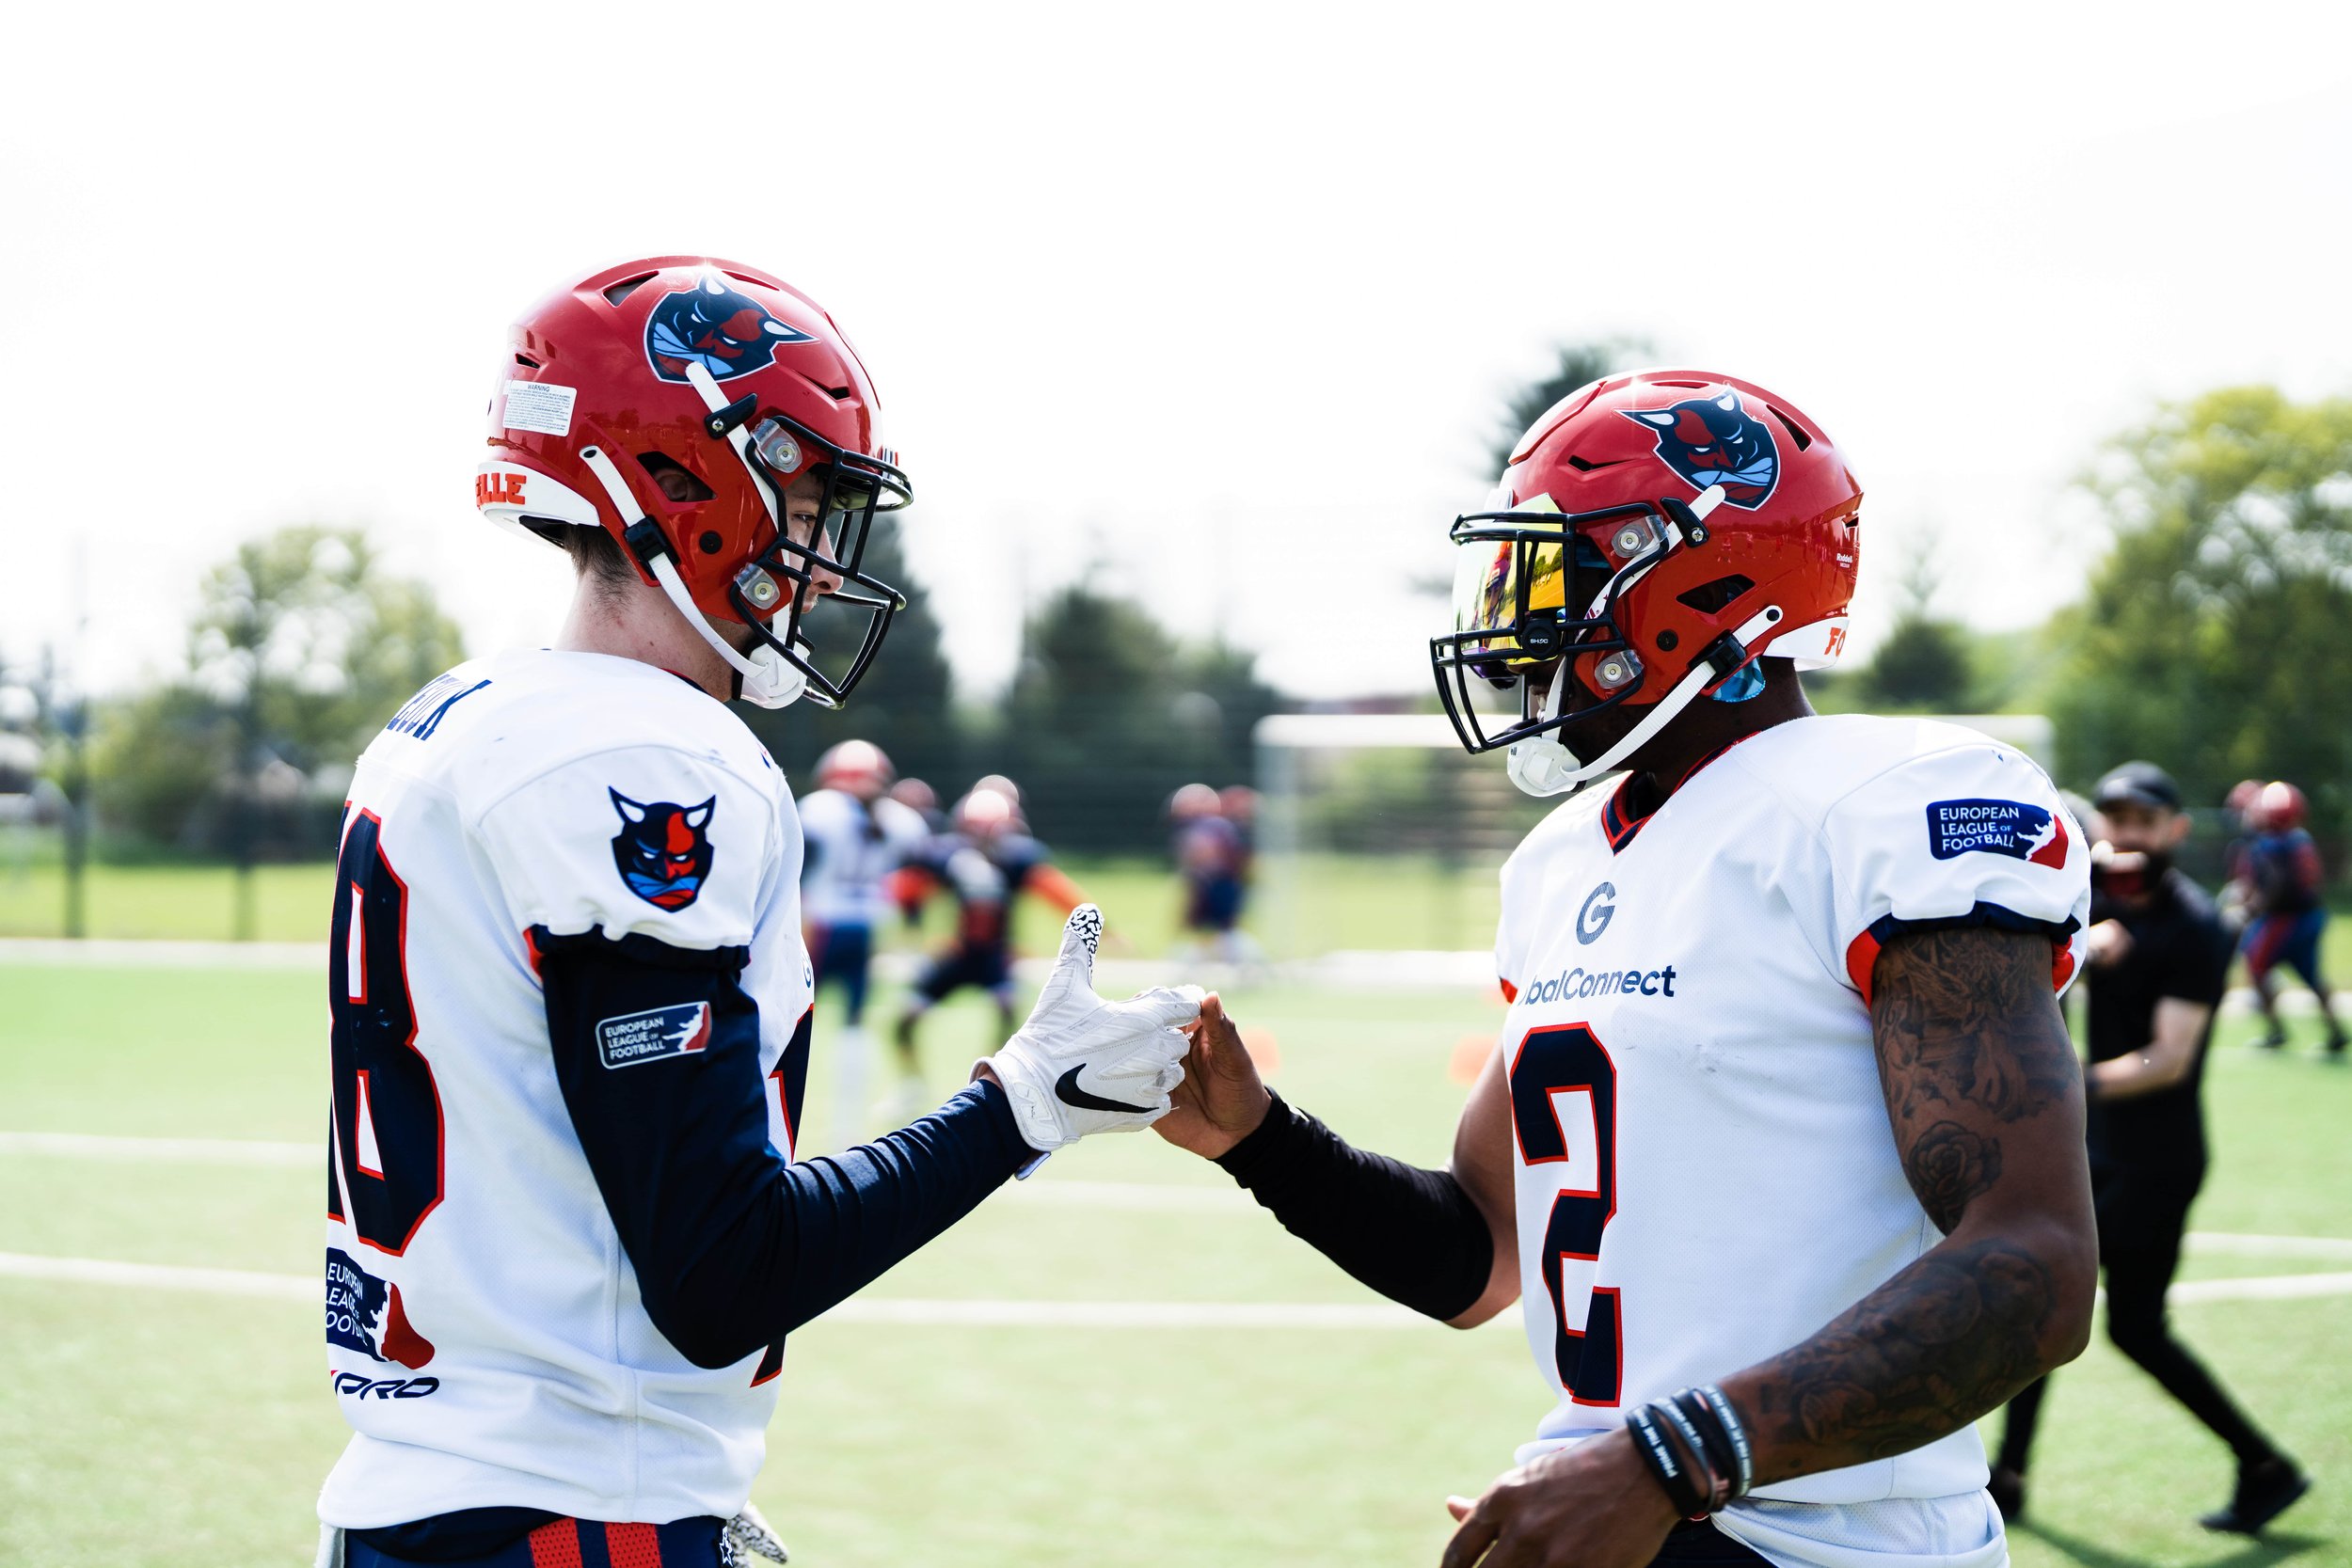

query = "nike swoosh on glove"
[[979, 905, 1202, 1156]]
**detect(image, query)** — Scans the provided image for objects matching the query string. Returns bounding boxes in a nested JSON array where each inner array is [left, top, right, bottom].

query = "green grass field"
[[4, 959, 2351, 1567], [0, 852, 1509, 958]]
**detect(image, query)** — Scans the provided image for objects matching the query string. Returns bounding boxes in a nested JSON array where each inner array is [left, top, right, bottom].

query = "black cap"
[[2093, 761, 2182, 813]]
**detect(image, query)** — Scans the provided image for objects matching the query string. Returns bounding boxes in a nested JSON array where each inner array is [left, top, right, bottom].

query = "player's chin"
[[1551, 698, 1641, 766], [707, 612, 764, 655]]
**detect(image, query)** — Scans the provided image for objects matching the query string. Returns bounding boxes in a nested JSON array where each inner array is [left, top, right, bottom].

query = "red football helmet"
[[476, 257, 912, 708], [1431, 369, 1863, 794], [815, 738, 895, 796], [2254, 781, 2307, 832]]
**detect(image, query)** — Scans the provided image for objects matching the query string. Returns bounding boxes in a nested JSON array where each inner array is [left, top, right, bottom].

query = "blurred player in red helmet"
[[320, 258, 1198, 1567], [2238, 781, 2344, 1053], [885, 783, 1094, 1117], [799, 739, 929, 1141], [1169, 784, 1258, 966], [1160, 370, 2107, 1567]]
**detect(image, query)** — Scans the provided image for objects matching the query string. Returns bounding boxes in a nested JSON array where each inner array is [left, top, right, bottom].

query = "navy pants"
[[1648, 1518, 1773, 1564]]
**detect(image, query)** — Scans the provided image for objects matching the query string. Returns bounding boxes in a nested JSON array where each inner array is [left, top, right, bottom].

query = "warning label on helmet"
[[502, 380, 578, 437]]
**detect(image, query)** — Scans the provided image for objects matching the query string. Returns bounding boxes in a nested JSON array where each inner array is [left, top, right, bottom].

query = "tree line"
[[6, 369, 2347, 870]]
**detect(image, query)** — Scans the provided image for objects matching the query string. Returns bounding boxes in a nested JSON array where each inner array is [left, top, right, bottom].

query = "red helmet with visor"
[[1430, 369, 1863, 794], [476, 256, 912, 708]]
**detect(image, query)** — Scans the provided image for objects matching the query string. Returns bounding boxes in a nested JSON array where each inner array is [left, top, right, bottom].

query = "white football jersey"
[[1493, 716, 2088, 1567], [318, 650, 811, 1528], [797, 786, 927, 927]]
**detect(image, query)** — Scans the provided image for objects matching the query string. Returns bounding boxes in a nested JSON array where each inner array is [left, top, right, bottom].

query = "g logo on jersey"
[[610, 789, 716, 910], [1926, 799, 2070, 868], [644, 274, 814, 383], [1577, 883, 1617, 945], [1622, 388, 1780, 509]]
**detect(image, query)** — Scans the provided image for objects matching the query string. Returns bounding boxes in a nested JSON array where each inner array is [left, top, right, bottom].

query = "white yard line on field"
[[0, 939, 328, 969], [0, 1132, 1249, 1208], [8, 1248, 2352, 1325], [0, 1251, 1415, 1327], [0, 1131, 318, 1165], [16, 1133, 2352, 1248]]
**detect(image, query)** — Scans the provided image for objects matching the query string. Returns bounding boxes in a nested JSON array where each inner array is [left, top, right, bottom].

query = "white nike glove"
[[978, 905, 1202, 1159]]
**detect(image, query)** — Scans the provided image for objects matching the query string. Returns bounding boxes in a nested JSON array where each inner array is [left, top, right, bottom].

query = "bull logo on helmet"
[[1622, 388, 1781, 509], [644, 274, 814, 384]]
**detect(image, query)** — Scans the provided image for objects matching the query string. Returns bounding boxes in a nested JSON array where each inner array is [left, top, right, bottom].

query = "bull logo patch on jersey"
[[644, 274, 814, 384], [595, 1001, 715, 1068], [1622, 388, 1780, 509], [610, 789, 716, 910], [1926, 798, 2071, 868], [326, 1247, 437, 1369]]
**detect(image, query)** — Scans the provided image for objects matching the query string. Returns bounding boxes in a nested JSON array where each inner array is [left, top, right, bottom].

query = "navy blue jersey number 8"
[[1507, 1024, 1622, 1405], [327, 811, 444, 1254]]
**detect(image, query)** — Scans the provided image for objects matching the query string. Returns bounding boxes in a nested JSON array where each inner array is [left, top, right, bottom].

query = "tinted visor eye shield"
[[1429, 495, 1700, 755]]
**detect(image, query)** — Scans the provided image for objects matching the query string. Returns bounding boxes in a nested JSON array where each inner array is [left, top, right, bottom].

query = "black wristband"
[[1653, 1398, 1729, 1514], [1696, 1385, 1755, 1498], [1626, 1405, 1709, 1520], [1672, 1390, 1744, 1506], [1213, 1091, 1494, 1323]]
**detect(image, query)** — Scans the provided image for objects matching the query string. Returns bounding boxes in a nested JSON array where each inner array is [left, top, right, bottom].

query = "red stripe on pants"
[[527, 1520, 584, 1568], [603, 1522, 663, 1568]]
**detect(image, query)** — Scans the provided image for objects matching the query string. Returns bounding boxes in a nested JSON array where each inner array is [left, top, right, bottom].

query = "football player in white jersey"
[[1157, 372, 2099, 1568], [319, 257, 1200, 1568], [797, 738, 928, 1139]]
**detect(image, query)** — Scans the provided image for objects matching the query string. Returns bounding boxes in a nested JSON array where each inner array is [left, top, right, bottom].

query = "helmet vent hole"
[[635, 452, 715, 503], [1564, 455, 1628, 472], [513, 353, 542, 370], [1765, 404, 1814, 451], [1676, 574, 1755, 614], [601, 273, 658, 307], [825, 386, 854, 401]]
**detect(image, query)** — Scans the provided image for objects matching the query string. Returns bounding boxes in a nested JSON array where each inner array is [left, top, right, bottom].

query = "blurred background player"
[[886, 784, 1092, 1117], [2233, 780, 2344, 1054], [1168, 783, 1252, 965], [1992, 762, 2308, 1534], [889, 775, 946, 832], [797, 739, 927, 1142]]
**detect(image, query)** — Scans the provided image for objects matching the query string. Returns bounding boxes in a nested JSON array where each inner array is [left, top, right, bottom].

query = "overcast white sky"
[[5, 2, 2348, 703]]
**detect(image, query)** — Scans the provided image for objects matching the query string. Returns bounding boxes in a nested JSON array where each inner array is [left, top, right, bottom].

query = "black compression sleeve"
[[1214, 1091, 1493, 1322], [538, 927, 1031, 1369]]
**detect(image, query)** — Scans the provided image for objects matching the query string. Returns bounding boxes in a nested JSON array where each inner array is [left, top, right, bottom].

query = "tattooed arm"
[[1713, 924, 2098, 1483]]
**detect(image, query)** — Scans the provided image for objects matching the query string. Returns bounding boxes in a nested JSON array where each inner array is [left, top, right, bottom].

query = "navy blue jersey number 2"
[[327, 811, 444, 1254], [1508, 1024, 1621, 1405]]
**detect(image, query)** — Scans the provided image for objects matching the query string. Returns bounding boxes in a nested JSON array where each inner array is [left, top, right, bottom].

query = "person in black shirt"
[[1991, 762, 2309, 1534]]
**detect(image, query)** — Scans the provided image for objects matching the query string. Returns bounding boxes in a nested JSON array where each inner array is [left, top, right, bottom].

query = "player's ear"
[[610, 788, 648, 824]]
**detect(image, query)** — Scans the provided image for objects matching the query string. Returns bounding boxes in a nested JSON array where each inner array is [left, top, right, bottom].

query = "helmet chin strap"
[[682, 361, 783, 533], [576, 444, 809, 709], [1506, 604, 1785, 799]]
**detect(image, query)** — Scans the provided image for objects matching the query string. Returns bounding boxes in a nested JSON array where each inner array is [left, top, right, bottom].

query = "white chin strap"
[[575, 445, 809, 709], [1507, 603, 1784, 797]]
